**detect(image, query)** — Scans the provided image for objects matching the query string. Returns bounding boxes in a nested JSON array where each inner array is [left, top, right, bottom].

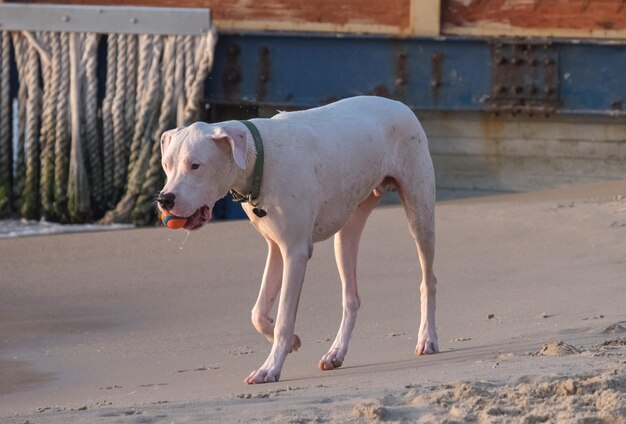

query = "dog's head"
[[157, 122, 248, 230]]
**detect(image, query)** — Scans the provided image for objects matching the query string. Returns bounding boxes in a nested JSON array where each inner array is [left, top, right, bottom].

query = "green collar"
[[231, 120, 264, 208]]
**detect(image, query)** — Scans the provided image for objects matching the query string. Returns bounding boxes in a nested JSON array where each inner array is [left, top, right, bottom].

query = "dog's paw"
[[318, 348, 346, 370], [416, 338, 439, 356], [244, 367, 281, 384]]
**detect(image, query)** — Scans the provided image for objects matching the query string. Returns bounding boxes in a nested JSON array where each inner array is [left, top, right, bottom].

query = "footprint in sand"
[[601, 322, 626, 334], [537, 341, 578, 356]]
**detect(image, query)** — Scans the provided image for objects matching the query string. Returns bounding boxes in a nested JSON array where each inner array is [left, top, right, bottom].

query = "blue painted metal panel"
[[206, 32, 626, 116], [559, 43, 626, 113]]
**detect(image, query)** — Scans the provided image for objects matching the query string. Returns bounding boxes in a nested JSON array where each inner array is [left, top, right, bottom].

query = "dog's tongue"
[[183, 206, 211, 230]]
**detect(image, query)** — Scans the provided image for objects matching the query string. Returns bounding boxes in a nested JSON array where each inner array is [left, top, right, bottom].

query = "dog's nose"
[[157, 192, 176, 211]]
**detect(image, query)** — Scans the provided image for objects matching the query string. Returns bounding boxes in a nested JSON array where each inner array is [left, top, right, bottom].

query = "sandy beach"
[[1, 180, 625, 423]]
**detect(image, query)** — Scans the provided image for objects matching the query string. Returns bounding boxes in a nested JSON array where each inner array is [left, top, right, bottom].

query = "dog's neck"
[[229, 138, 259, 200]]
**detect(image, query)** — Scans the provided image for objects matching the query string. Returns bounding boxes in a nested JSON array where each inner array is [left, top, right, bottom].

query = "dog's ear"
[[211, 126, 247, 169], [160, 127, 184, 157]]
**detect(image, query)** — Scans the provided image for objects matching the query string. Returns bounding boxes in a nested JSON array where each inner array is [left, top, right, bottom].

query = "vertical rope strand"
[[82, 33, 103, 213], [0, 32, 13, 218], [67, 32, 91, 222], [53, 32, 70, 221], [39, 32, 57, 219], [11, 33, 28, 214], [101, 34, 117, 209], [20, 34, 43, 219], [111, 34, 127, 204]]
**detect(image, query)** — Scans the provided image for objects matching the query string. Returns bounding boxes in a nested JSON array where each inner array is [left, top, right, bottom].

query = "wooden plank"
[[420, 112, 626, 142], [7, 0, 414, 35], [429, 137, 626, 161], [441, 0, 626, 39], [432, 154, 626, 192]]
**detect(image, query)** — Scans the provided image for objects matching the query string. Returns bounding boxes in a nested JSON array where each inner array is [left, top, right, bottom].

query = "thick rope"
[[127, 34, 153, 172], [1, 28, 217, 225], [82, 33, 103, 213], [174, 35, 185, 126], [67, 32, 91, 222], [102, 35, 164, 224], [20, 33, 43, 219], [125, 34, 138, 164], [183, 29, 217, 124], [133, 36, 178, 223], [111, 34, 128, 204], [0, 32, 13, 218], [53, 32, 71, 221], [39, 32, 57, 219], [11, 33, 28, 214], [101, 34, 117, 209]]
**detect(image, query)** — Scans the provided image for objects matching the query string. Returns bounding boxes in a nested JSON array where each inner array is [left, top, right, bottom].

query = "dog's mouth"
[[183, 205, 212, 231]]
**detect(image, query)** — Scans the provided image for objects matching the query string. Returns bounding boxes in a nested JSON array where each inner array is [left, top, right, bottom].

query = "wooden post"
[[411, 0, 441, 36]]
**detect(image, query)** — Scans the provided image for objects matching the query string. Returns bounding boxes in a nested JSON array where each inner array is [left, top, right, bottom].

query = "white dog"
[[158, 96, 438, 384]]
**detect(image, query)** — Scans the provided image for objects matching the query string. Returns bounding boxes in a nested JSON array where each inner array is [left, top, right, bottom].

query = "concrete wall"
[[421, 112, 626, 194]]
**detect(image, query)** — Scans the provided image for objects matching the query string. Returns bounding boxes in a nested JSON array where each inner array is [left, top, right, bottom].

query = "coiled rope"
[[0, 27, 217, 224]]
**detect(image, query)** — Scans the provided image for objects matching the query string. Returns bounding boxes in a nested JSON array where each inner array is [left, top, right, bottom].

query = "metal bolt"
[[62, 15, 70, 22], [130, 17, 138, 24], [494, 85, 507, 94]]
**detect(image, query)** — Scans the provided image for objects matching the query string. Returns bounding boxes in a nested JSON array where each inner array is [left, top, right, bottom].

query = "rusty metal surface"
[[207, 32, 626, 116], [490, 40, 561, 116]]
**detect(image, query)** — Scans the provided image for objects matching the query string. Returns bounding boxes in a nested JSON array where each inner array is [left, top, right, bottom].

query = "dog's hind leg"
[[319, 191, 381, 370], [395, 164, 439, 356], [251, 238, 301, 352]]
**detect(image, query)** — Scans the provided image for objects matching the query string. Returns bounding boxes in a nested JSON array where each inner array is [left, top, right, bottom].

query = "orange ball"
[[162, 213, 188, 229]]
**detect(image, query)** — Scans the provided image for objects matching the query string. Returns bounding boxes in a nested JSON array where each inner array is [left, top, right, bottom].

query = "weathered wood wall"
[[424, 112, 626, 192], [442, 0, 626, 39], [6, 0, 440, 35]]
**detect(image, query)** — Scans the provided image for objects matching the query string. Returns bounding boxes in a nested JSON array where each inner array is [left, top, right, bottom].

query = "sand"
[[1, 179, 625, 423]]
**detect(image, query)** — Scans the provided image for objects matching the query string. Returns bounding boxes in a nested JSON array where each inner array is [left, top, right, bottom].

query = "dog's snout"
[[157, 192, 176, 211]]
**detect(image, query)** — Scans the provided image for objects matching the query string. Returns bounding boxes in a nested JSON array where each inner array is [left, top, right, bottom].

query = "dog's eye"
[[191, 163, 200, 170]]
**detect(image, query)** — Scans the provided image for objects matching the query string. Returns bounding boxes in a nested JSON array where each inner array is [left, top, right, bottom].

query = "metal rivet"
[[130, 17, 138, 24], [62, 15, 70, 22]]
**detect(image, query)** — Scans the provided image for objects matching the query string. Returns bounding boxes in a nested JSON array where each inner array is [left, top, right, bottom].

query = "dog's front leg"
[[244, 242, 310, 384], [251, 238, 301, 351]]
